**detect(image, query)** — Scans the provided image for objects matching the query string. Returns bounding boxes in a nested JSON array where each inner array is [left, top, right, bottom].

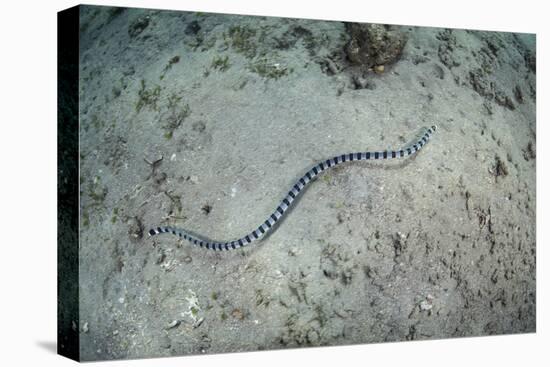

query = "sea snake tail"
[[148, 125, 437, 251]]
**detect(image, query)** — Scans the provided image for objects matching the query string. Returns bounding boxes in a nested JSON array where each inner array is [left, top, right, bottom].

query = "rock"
[[127, 216, 144, 242], [128, 15, 150, 38], [345, 23, 407, 68], [185, 20, 201, 35], [419, 299, 433, 311], [420, 294, 434, 311], [166, 320, 180, 329], [320, 57, 340, 75]]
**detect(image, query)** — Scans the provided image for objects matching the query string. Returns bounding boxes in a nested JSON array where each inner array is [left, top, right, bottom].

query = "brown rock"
[[345, 23, 407, 68]]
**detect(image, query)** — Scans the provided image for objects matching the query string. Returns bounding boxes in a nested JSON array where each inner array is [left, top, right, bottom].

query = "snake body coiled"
[[149, 125, 437, 251]]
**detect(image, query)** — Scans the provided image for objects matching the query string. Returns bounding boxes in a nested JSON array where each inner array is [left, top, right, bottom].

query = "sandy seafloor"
[[76, 5, 536, 361]]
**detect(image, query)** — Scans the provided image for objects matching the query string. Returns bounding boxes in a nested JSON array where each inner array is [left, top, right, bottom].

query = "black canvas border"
[[57, 4, 80, 362]]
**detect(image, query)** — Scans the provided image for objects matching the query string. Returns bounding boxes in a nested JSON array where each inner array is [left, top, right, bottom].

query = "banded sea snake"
[[149, 125, 437, 251]]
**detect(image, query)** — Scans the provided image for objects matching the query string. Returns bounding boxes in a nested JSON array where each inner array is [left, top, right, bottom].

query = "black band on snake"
[[148, 125, 437, 251]]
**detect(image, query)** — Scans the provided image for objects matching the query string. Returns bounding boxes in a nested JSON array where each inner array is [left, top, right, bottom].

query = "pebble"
[[326, 58, 339, 75], [374, 65, 385, 73], [420, 294, 434, 311], [420, 300, 432, 311], [166, 320, 180, 329]]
